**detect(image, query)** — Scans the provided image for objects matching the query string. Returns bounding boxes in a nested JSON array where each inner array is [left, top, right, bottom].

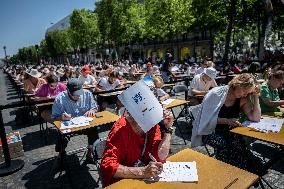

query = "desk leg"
[[171, 108, 187, 145]]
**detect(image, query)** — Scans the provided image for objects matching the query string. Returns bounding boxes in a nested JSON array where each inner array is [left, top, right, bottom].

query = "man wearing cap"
[[78, 65, 97, 86], [190, 67, 218, 96], [51, 78, 99, 161]]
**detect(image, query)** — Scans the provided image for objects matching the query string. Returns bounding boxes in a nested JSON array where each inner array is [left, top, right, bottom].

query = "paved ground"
[[0, 70, 283, 189]]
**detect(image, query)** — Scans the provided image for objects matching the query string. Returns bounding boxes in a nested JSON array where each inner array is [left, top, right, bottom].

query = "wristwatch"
[[163, 127, 174, 134]]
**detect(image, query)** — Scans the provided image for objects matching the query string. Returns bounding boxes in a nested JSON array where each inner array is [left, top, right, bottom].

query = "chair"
[[92, 137, 107, 185], [172, 85, 188, 100]]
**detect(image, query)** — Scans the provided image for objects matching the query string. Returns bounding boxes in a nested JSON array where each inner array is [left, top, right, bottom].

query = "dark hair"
[[269, 70, 284, 80], [46, 74, 58, 84], [108, 71, 119, 78]]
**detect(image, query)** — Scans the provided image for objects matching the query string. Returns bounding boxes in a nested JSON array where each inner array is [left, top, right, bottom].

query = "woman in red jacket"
[[100, 110, 173, 187]]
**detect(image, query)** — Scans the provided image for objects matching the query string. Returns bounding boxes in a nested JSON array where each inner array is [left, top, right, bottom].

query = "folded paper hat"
[[118, 80, 163, 132]]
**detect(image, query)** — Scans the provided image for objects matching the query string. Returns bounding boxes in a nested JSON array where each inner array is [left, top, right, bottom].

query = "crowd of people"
[[3, 54, 284, 187]]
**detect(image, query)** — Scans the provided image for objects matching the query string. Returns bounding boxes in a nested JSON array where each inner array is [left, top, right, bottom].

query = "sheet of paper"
[[242, 117, 283, 133], [171, 66, 179, 72], [146, 161, 198, 182], [118, 80, 163, 132], [60, 116, 93, 130], [161, 98, 175, 105]]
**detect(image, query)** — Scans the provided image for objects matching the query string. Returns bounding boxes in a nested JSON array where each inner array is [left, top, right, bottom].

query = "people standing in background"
[[161, 53, 173, 83]]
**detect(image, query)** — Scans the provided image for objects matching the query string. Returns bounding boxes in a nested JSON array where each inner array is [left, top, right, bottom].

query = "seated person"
[[195, 59, 208, 75], [100, 110, 174, 187], [193, 73, 263, 174], [35, 74, 66, 98], [24, 69, 46, 94], [35, 74, 67, 122], [259, 70, 284, 114], [190, 67, 218, 96], [51, 78, 98, 161], [186, 63, 197, 77], [60, 67, 73, 82], [141, 66, 154, 80], [96, 71, 124, 111], [152, 76, 170, 102], [78, 65, 97, 86]]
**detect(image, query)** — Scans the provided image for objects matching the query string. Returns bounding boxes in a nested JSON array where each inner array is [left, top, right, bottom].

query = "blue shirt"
[[51, 89, 98, 119]]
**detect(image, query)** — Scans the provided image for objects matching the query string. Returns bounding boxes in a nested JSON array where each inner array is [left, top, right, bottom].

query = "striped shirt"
[[51, 89, 98, 119]]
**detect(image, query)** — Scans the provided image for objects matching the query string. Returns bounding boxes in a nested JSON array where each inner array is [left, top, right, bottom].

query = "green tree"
[[145, 0, 195, 39], [70, 9, 100, 62]]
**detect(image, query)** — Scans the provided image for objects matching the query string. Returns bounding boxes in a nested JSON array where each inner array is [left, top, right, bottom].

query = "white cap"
[[204, 67, 217, 79]]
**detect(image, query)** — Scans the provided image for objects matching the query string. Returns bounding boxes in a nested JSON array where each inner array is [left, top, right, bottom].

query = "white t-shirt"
[[195, 67, 205, 75], [186, 66, 197, 76], [155, 88, 167, 98], [190, 74, 217, 94], [98, 77, 121, 91], [78, 74, 97, 85]]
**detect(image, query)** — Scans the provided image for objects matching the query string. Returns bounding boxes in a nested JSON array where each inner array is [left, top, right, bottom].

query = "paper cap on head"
[[118, 80, 163, 132]]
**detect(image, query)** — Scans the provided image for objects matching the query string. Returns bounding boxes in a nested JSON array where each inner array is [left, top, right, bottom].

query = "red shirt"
[[100, 116, 162, 187]]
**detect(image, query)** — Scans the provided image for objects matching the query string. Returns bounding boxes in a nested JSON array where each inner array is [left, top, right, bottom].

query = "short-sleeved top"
[[78, 74, 97, 85], [51, 90, 98, 119], [24, 78, 46, 93], [260, 82, 280, 113], [35, 82, 66, 97], [97, 77, 120, 91], [153, 88, 167, 99], [190, 74, 217, 93], [195, 67, 205, 75], [100, 116, 162, 187]]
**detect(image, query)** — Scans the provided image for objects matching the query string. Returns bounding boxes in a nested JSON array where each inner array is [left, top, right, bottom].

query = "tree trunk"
[[259, 0, 273, 61], [209, 29, 214, 60], [222, 0, 237, 63]]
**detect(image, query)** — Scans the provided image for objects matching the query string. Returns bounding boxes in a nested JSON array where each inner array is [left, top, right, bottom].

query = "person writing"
[[259, 70, 284, 114], [100, 99, 174, 187], [190, 67, 218, 96], [191, 73, 262, 174], [51, 78, 99, 162]]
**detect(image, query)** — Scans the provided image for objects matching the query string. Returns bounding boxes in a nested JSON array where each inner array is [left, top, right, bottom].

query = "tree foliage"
[[70, 9, 100, 49]]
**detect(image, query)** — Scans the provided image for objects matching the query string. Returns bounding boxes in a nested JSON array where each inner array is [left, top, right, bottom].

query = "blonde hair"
[[153, 76, 164, 87], [228, 73, 257, 90], [207, 61, 215, 68]]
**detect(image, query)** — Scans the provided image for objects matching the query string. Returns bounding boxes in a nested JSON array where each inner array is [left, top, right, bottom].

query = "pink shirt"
[[35, 83, 66, 97]]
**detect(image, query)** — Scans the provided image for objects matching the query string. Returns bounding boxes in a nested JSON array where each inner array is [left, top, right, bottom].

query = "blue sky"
[[0, 0, 95, 59]]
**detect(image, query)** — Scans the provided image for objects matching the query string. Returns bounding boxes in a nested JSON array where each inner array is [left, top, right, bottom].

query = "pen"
[[224, 178, 238, 189], [148, 153, 157, 162]]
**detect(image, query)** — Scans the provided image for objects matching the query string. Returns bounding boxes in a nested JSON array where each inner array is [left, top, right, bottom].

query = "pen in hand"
[[149, 152, 157, 162]]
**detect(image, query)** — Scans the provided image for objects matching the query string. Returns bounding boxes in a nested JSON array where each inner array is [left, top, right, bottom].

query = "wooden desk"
[[163, 83, 175, 88], [98, 90, 123, 97], [53, 111, 120, 134], [126, 80, 137, 85], [164, 99, 190, 145], [164, 99, 190, 109], [231, 119, 284, 146], [83, 85, 95, 90], [106, 148, 259, 189]]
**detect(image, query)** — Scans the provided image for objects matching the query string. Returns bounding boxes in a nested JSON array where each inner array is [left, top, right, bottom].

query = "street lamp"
[[3, 46, 7, 60], [35, 44, 39, 65]]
